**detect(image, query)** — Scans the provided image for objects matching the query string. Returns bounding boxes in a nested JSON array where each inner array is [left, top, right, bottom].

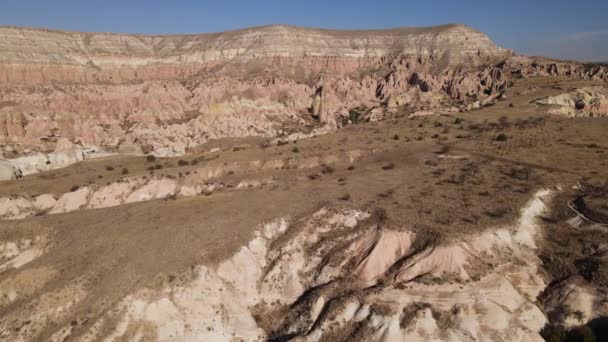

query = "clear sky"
[[2, 0, 607, 62]]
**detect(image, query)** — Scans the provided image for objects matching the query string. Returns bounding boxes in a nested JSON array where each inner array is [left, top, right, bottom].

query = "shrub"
[[338, 194, 351, 201], [453, 118, 462, 124], [121, 168, 129, 175], [105, 165, 114, 171], [163, 194, 178, 201], [382, 163, 395, 170], [190, 158, 203, 166], [484, 207, 508, 218], [495, 133, 508, 142], [291, 147, 300, 153], [320, 164, 334, 174], [348, 110, 362, 124], [178, 159, 190, 166], [505, 167, 531, 180], [146, 155, 156, 162], [70, 185, 80, 192]]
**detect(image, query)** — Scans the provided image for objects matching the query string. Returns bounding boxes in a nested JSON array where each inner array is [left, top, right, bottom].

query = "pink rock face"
[[0, 24, 605, 156], [352, 229, 413, 282]]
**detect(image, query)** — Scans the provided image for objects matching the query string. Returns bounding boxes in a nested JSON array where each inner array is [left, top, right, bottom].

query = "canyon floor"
[[1, 77, 608, 341]]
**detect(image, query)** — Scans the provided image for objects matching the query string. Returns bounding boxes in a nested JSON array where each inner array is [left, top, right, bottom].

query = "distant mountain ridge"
[[0, 24, 510, 85]]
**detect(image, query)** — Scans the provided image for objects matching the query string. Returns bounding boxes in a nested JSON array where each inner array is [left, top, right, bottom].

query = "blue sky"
[[2, 0, 607, 61]]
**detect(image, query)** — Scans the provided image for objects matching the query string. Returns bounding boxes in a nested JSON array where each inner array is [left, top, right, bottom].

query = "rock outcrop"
[[0, 24, 512, 157], [0, 158, 17, 181], [537, 86, 608, 117], [0, 190, 559, 341], [0, 24, 606, 165], [0, 24, 509, 85]]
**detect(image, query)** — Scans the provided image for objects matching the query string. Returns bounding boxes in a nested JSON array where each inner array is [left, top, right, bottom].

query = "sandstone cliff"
[[0, 24, 508, 84], [0, 24, 606, 170]]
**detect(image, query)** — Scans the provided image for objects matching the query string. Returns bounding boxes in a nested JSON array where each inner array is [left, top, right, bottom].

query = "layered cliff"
[[0, 24, 508, 84], [0, 24, 606, 173]]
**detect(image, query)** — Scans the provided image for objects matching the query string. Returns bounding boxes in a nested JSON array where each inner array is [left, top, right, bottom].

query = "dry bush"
[[495, 133, 508, 141], [338, 194, 351, 201], [320, 164, 334, 174], [382, 163, 395, 170]]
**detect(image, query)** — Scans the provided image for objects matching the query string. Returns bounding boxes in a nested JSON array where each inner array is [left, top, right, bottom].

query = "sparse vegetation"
[[338, 194, 351, 201], [320, 164, 334, 174], [190, 157, 204, 166], [495, 133, 508, 141], [382, 163, 395, 170], [484, 207, 508, 218], [308, 173, 319, 180]]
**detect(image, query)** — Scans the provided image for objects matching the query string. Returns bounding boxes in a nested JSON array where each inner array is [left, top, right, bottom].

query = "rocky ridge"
[[1, 24, 607, 176]]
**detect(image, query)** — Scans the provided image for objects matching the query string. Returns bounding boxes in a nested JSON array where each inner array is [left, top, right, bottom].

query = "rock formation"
[[537, 86, 608, 117], [1, 24, 606, 173], [0, 24, 512, 160], [1, 65, 608, 340]]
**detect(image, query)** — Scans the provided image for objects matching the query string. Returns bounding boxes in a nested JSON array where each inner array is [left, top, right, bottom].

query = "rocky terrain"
[[0, 24, 608, 342], [1, 25, 606, 169]]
